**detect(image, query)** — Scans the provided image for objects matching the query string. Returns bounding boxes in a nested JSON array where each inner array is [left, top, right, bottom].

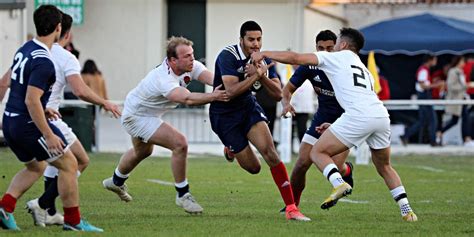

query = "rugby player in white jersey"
[[0, 13, 121, 227], [102, 36, 228, 214], [251, 28, 417, 222]]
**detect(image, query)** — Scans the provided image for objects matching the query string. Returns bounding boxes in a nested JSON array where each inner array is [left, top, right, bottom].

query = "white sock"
[[114, 168, 130, 178], [391, 186, 412, 216], [175, 179, 188, 188], [44, 165, 58, 178], [322, 164, 345, 188]]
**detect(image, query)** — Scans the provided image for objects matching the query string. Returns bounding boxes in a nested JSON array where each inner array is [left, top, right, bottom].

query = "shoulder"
[[218, 45, 239, 61]]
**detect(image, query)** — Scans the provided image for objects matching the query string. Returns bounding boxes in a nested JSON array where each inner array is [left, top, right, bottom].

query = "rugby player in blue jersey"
[[0, 5, 102, 232], [209, 21, 309, 221]]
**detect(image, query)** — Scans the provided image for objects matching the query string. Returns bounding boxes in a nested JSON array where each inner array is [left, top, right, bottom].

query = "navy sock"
[[113, 171, 128, 186], [175, 184, 189, 198], [39, 176, 58, 215]]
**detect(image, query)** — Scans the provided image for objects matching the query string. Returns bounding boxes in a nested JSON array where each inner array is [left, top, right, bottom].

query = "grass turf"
[[0, 148, 473, 236]]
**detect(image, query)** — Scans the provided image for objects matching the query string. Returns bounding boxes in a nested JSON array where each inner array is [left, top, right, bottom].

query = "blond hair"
[[166, 36, 193, 59]]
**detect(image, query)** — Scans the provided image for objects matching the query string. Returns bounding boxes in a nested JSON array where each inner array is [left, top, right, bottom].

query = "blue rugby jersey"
[[6, 39, 56, 118]]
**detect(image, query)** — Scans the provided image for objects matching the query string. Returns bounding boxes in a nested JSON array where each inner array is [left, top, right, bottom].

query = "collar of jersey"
[[236, 43, 247, 60], [33, 38, 51, 54]]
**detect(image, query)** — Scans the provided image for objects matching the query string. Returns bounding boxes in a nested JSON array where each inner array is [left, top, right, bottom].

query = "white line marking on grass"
[[419, 200, 432, 203], [415, 166, 444, 173], [146, 179, 174, 186], [339, 199, 369, 204]]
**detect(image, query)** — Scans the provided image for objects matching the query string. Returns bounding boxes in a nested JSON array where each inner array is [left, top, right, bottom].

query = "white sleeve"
[[313, 51, 332, 67], [190, 60, 207, 80], [158, 75, 180, 97], [63, 54, 81, 77], [417, 69, 430, 85]]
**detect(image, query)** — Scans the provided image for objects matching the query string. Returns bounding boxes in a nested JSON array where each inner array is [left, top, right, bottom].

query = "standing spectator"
[[81, 60, 108, 100], [400, 54, 442, 146], [463, 54, 474, 139], [432, 63, 449, 144]]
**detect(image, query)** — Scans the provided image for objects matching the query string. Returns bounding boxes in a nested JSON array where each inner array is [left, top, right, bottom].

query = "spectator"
[[432, 63, 449, 144], [439, 56, 474, 146], [81, 59, 108, 100], [463, 54, 474, 139], [400, 54, 443, 146]]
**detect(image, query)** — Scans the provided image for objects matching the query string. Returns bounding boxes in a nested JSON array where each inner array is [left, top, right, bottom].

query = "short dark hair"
[[316, 30, 336, 44], [240, 21, 262, 38], [34, 5, 62, 37], [60, 13, 73, 39], [339, 28, 365, 53]]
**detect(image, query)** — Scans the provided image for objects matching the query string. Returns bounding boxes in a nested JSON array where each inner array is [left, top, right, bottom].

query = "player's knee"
[[136, 148, 153, 159], [173, 137, 188, 154], [26, 161, 46, 174], [77, 156, 90, 169]]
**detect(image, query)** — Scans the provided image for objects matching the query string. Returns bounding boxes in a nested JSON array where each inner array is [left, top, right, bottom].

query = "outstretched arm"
[[252, 51, 319, 66], [166, 84, 229, 106], [197, 70, 214, 86], [67, 74, 121, 118]]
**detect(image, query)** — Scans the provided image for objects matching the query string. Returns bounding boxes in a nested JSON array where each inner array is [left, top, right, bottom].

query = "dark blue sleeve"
[[217, 50, 239, 77], [265, 58, 278, 79], [28, 58, 55, 91], [289, 66, 310, 88]]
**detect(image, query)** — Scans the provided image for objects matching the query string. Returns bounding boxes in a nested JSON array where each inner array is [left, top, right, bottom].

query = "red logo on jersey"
[[184, 76, 191, 84]]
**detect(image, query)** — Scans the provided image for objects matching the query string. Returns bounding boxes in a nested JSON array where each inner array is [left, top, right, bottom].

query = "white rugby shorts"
[[121, 114, 163, 143], [49, 118, 78, 145], [329, 113, 391, 149]]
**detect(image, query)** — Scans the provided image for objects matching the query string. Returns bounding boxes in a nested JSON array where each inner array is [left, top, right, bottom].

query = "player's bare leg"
[[310, 129, 352, 210], [102, 136, 153, 202], [247, 121, 310, 221], [145, 123, 202, 214], [70, 141, 89, 173], [0, 160, 46, 230], [371, 147, 417, 222], [32, 140, 89, 226], [233, 146, 261, 174], [287, 141, 350, 212]]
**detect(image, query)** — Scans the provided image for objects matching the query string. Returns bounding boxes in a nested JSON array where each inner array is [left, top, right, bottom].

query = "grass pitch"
[[0, 148, 473, 236]]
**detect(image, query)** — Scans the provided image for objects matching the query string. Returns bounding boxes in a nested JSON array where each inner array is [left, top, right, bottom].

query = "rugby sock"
[[39, 176, 59, 215], [323, 164, 345, 188], [113, 168, 129, 186], [343, 163, 351, 177], [0, 193, 17, 213], [63, 206, 81, 226], [270, 162, 295, 206], [175, 179, 189, 198], [390, 186, 413, 216]]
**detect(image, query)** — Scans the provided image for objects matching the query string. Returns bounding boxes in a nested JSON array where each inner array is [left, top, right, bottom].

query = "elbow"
[[275, 94, 283, 102], [73, 88, 87, 99]]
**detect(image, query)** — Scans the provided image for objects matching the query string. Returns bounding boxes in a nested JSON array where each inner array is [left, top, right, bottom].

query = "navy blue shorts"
[[3, 113, 68, 163], [306, 111, 342, 139], [210, 102, 267, 153]]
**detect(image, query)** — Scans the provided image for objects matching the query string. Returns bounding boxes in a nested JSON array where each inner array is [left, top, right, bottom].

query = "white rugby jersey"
[[314, 50, 389, 118], [46, 43, 81, 111], [123, 58, 206, 116]]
